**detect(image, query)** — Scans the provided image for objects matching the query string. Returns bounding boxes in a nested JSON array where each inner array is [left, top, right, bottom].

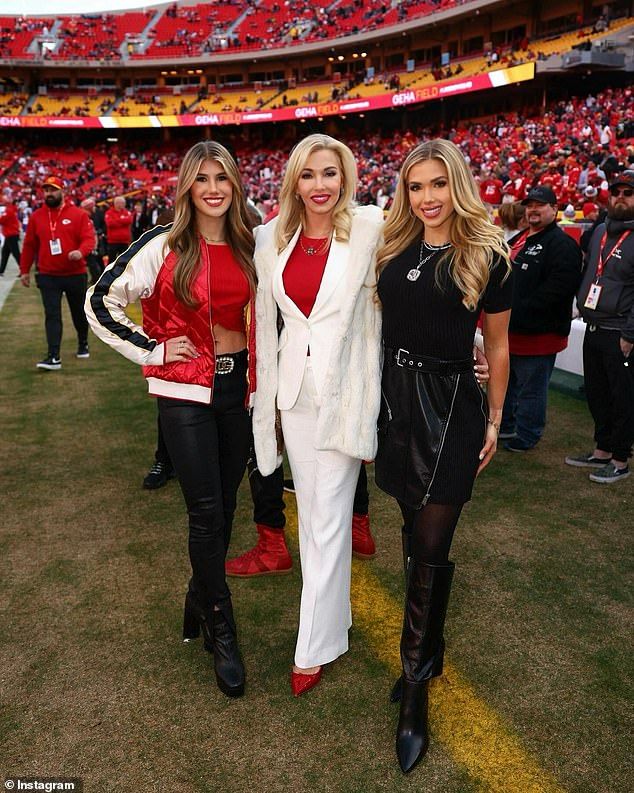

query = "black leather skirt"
[[375, 348, 488, 508]]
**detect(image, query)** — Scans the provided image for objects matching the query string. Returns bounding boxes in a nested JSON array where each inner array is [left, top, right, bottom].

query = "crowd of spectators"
[[0, 1, 480, 61], [0, 87, 631, 229]]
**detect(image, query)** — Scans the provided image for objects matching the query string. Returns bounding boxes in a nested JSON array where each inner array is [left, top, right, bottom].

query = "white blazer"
[[273, 227, 351, 410], [252, 204, 385, 476]]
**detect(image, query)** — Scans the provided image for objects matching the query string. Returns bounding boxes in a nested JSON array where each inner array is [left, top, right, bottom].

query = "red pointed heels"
[[290, 667, 323, 697]]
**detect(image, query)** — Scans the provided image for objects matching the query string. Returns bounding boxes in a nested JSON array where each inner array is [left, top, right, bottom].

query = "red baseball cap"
[[42, 175, 64, 190], [582, 202, 598, 217]]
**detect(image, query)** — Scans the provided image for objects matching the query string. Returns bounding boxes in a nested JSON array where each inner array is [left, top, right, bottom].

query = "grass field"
[[1, 282, 631, 793]]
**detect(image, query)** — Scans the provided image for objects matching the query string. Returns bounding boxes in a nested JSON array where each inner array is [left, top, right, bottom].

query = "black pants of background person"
[[583, 326, 634, 463], [36, 273, 89, 358], [107, 243, 128, 265], [0, 234, 20, 274], [157, 352, 252, 608], [86, 252, 104, 285]]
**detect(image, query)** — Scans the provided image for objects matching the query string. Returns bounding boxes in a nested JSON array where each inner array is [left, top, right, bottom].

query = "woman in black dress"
[[375, 139, 513, 773]]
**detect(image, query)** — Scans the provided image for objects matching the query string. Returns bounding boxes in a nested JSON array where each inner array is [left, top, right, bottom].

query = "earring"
[[295, 194, 300, 200], [408, 206, 414, 218]]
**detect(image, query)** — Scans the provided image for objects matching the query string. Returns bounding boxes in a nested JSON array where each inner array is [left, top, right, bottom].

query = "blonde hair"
[[167, 141, 256, 308], [275, 134, 357, 252], [377, 139, 510, 310]]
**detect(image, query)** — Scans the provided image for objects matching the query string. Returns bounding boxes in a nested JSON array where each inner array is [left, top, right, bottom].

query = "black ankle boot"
[[395, 560, 454, 773], [210, 601, 245, 697], [390, 526, 411, 704], [182, 586, 245, 698]]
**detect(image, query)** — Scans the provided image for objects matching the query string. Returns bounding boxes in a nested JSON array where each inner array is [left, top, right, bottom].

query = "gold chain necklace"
[[299, 231, 332, 256], [201, 233, 226, 243]]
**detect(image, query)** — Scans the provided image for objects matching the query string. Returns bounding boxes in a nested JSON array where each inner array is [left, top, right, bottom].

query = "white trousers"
[[281, 360, 361, 668]]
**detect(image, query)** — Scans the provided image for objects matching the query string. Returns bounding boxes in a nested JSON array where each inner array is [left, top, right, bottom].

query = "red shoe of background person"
[[290, 667, 323, 697], [352, 513, 376, 558], [225, 524, 293, 577]]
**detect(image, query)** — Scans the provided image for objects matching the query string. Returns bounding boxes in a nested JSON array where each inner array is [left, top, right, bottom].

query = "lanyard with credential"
[[595, 230, 630, 283], [47, 201, 65, 240]]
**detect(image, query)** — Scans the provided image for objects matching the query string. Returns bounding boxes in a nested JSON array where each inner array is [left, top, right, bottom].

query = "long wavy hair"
[[167, 141, 256, 308], [376, 139, 510, 310], [275, 134, 357, 253]]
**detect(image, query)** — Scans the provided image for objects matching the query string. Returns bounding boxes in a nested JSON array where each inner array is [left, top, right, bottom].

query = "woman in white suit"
[[251, 134, 384, 695]]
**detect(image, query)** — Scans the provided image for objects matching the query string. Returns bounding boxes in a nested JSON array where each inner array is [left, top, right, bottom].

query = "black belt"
[[588, 324, 621, 333], [215, 349, 247, 375], [386, 347, 473, 374]]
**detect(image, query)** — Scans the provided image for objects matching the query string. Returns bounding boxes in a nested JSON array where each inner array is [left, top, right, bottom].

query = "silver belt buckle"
[[396, 348, 409, 367], [216, 356, 235, 375]]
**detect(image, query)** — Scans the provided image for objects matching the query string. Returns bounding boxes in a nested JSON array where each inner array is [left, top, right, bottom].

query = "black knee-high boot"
[[183, 580, 245, 698], [390, 526, 411, 703], [396, 560, 454, 773]]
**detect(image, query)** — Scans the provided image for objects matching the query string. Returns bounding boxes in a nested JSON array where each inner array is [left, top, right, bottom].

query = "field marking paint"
[[0, 260, 19, 312], [285, 497, 566, 793]]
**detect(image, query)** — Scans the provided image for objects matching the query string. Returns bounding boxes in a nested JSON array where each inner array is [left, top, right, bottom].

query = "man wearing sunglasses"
[[567, 170, 634, 483]]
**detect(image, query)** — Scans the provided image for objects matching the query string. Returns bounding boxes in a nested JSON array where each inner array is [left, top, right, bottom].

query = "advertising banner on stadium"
[[0, 63, 535, 130]]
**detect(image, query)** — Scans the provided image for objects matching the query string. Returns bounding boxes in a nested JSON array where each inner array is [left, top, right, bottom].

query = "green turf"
[[0, 284, 631, 793]]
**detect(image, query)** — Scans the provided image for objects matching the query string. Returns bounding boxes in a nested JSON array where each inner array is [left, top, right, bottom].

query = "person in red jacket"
[[85, 141, 256, 699], [20, 175, 95, 370], [0, 194, 21, 276], [104, 195, 133, 264]]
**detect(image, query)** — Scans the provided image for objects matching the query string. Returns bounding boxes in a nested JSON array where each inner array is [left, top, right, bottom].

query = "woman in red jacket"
[[85, 141, 256, 698]]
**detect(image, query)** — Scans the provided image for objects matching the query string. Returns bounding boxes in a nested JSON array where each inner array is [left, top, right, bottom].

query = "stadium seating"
[[26, 94, 115, 117], [49, 12, 152, 61]]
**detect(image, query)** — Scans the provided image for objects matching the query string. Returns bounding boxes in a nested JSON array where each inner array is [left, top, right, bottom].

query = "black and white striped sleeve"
[[85, 225, 170, 366]]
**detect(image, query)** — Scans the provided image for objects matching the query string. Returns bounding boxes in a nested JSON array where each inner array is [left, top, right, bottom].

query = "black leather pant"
[[158, 354, 251, 606]]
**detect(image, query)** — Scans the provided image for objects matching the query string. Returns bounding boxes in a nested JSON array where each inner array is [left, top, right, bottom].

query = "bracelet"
[[487, 419, 500, 433]]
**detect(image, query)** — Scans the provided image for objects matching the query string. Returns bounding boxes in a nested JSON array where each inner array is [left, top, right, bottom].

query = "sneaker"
[[589, 463, 630, 484], [76, 344, 90, 359], [283, 478, 296, 494], [352, 513, 376, 559], [503, 438, 534, 453], [565, 452, 613, 468], [142, 461, 176, 490], [226, 524, 292, 577], [36, 356, 61, 371]]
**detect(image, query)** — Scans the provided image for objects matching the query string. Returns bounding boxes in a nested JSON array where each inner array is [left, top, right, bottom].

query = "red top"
[[283, 235, 330, 317], [105, 207, 133, 244], [20, 203, 95, 276], [0, 204, 20, 237], [207, 242, 250, 333]]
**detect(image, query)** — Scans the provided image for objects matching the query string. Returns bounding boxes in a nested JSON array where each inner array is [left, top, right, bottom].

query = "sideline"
[[285, 497, 566, 793], [0, 259, 19, 312]]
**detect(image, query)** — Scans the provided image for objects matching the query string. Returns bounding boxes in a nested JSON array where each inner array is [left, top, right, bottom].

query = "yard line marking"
[[0, 260, 19, 313], [285, 496, 566, 793]]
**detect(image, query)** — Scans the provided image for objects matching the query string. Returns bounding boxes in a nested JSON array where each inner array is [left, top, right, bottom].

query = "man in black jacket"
[[565, 170, 634, 483], [501, 186, 582, 451]]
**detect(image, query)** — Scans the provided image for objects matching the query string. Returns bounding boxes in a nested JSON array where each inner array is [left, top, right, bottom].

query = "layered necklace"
[[406, 239, 452, 282], [201, 232, 226, 243], [299, 230, 333, 256]]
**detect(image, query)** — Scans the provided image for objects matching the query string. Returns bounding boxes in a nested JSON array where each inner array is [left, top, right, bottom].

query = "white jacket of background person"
[[252, 204, 384, 476]]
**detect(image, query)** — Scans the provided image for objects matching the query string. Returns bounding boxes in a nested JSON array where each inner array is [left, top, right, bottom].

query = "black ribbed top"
[[378, 241, 513, 359]]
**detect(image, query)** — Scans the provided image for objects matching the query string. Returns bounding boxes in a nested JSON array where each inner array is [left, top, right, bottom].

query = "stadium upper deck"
[[0, 1, 473, 62]]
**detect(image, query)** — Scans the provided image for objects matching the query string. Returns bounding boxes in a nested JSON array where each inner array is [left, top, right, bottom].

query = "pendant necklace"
[[299, 230, 332, 256], [406, 239, 452, 282]]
